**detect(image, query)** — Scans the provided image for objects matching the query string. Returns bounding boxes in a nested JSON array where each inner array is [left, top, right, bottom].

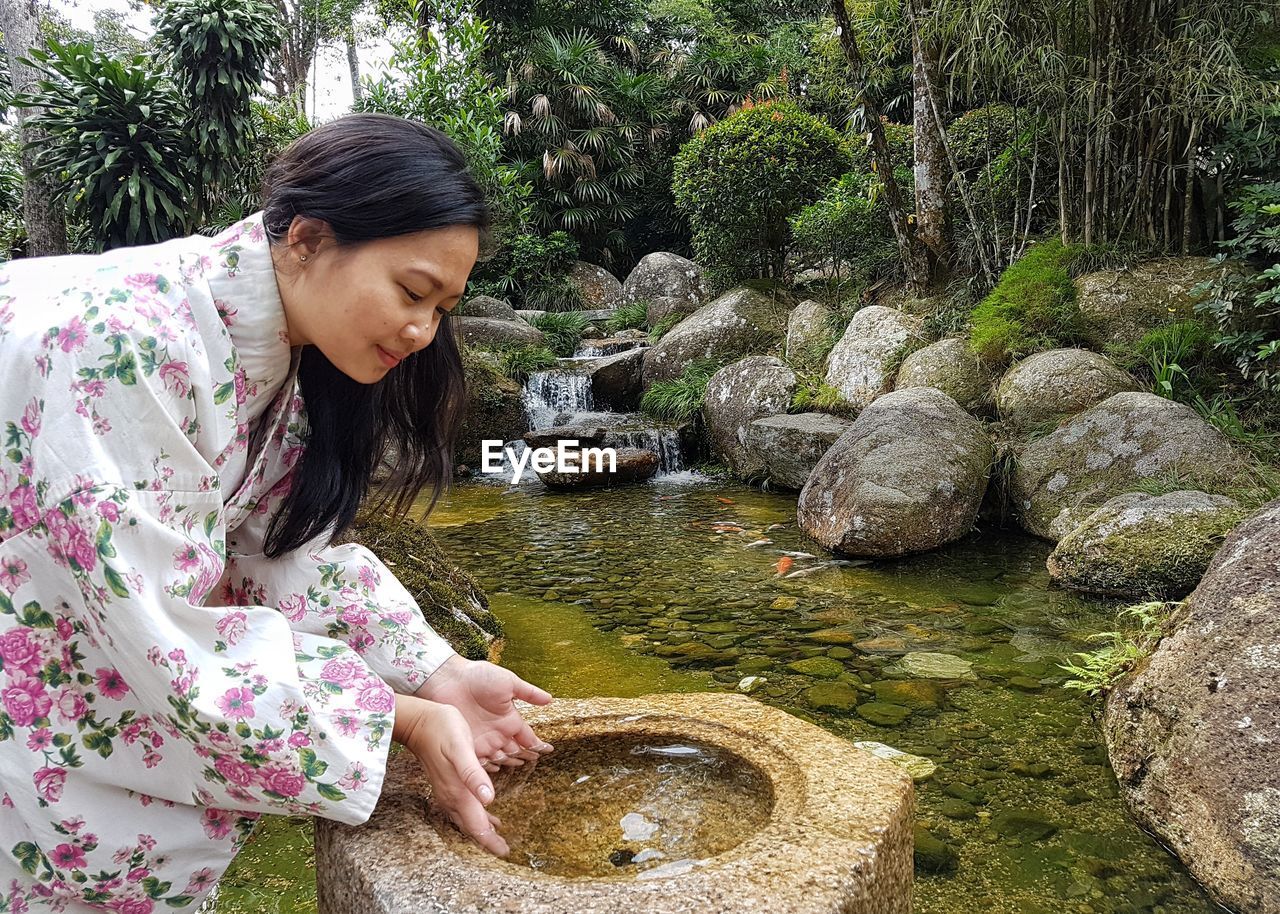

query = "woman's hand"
[[414, 655, 554, 770], [392, 692, 509, 857]]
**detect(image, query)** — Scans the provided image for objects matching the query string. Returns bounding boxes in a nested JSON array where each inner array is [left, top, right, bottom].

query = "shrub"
[[496, 345, 558, 383], [605, 299, 648, 333], [791, 170, 902, 284], [846, 122, 912, 176], [471, 230, 582, 311], [969, 239, 1088, 363], [673, 100, 852, 288], [946, 104, 1017, 176], [1133, 320, 1213, 400], [641, 359, 719, 422], [789, 375, 856, 417], [532, 311, 590, 357]]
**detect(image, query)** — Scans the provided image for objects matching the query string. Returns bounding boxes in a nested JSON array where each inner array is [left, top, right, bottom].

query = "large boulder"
[[622, 252, 708, 326], [456, 350, 527, 468], [567, 260, 624, 310], [641, 287, 787, 387], [457, 295, 518, 321], [1047, 490, 1245, 598], [1075, 257, 1223, 347], [895, 338, 991, 413], [1009, 391, 1244, 541], [583, 348, 644, 412], [1103, 497, 1280, 914], [797, 387, 993, 557], [456, 316, 544, 349], [786, 299, 835, 364], [996, 349, 1136, 429], [537, 446, 659, 489], [702, 357, 797, 479], [824, 306, 922, 409], [745, 412, 855, 490]]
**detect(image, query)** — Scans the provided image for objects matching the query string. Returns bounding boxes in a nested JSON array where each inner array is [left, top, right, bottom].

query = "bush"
[[1133, 320, 1214, 400], [532, 311, 590, 356], [946, 104, 1017, 176], [605, 299, 648, 333], [672, 100, 852, 288], [789, 375, 856, 417], [791, 170, 902, 284], [640, 359, 719, 422], [496, 345, 558, 383], [969, 239, 1088, 363], [471, 230, 582, 311], [846, 122, 912, 176]]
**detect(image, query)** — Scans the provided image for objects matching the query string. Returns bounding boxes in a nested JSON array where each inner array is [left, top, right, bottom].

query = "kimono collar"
[[204, 213, 296, 426]]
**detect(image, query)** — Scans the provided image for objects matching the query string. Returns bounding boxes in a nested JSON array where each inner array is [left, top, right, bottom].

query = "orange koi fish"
[[774, 556, 794, 576]]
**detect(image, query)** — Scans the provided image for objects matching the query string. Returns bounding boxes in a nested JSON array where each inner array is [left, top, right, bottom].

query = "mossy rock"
[[1047, 490, 1245, 598], [857, 701, 913, 726], [871, 679, 947, 711], [344, 511, 501, 660], [914, 825, 959, 873], [456, 347, 527, 468], [895, 338, 992, 413], [788, 656, 845, 679], [995, 348, 1136, 430], [804, 680, 861, 711]]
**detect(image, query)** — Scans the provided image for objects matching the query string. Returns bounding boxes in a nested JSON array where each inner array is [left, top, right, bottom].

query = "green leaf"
[[102, 564, 130, 598], [316, 782, 346, 803]]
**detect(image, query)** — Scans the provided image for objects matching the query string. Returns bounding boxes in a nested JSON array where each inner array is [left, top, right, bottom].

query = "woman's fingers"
[[511, 674, 553, 706], [512, 719, 554, 754], [445, 797, 509, 857]]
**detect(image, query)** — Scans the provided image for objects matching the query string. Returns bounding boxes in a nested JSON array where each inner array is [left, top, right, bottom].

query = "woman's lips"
[[376, 345, 402, 368]]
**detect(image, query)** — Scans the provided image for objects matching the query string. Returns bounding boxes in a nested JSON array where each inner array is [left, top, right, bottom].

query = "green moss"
[[970, 240, 1089, 364], [343, 511, 502, 660]]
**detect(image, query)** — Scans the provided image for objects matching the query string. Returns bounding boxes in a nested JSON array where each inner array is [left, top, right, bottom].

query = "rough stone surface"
[[1075, 257, 1225, 346], [786, 299, 835, 364], [583, 348, 644, 412], [1009, 391, 1245, 541], [703, 356, 797, 479], [568, 260, 624, 310], [458, 294, 518, 320], [457, 351, 526, 467], [890, 652, 977, 682], [457, 315, 544, 349], [641, 287, 786, 387], [853, 742, 938, 782], [316, 693, 914, 914], [894, 338, 991, 413], [797, 387, 993, 557], [825, 306, 922, 409], [745, 413, 855, 491], [996, 349, 1136, 429], [1047, 490, 1245, 598], [537, 446, 659, 489], [622, 252, 708, 326], [1103, 497, 1280, 914]]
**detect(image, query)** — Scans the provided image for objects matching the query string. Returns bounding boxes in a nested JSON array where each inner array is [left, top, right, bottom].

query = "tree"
[[0, 0, 67, 255], [266, 0, 364, 108]]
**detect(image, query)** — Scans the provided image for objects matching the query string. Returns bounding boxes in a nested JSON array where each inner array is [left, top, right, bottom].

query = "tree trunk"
[[0, 0, 68, 256], [345, 25, 362, 104], [909, 0, 949, 284], [1181, 117, 1201, 255]]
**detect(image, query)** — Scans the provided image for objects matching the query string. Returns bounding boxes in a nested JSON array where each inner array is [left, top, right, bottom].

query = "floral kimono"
[[0, 215, 456, 912]]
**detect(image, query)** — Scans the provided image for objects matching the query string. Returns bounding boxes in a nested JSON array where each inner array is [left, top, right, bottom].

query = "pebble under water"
[[425, 480, 1225, 914]]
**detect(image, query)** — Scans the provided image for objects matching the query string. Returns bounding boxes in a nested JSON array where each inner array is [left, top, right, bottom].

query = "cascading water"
[[524, 369, 594, 431]]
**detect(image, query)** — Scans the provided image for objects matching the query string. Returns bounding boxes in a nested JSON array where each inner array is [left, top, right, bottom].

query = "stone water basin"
[[316, 692, 914, 914]]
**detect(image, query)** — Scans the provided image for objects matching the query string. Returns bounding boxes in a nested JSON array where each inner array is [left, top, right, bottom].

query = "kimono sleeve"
[[31, 482, 396, 825], [221, 509, 456, 695]]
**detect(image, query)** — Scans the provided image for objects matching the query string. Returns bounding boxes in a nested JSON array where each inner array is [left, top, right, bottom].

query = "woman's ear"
[[285, 215, 332, 260]]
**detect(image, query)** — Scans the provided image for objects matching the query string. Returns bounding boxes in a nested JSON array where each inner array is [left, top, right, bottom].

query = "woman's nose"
[[400, 318, 437, 351]]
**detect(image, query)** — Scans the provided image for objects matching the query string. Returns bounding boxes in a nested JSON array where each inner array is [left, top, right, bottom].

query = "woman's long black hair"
[[260, 113, 488, 558]]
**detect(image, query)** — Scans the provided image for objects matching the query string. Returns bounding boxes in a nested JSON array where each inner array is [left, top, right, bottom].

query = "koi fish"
[[711, 522, 745, 533], [774, 556, 794, 576], [716, 497, 735, 504], [781, 551, 817, 559], [745, 539, 773, 548], [765, 523, 788, 532]]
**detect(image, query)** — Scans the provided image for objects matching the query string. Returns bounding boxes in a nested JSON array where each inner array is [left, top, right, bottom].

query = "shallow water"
[[426, 480, 1223, 914]]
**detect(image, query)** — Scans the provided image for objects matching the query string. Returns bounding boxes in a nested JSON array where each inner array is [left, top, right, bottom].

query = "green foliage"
[[789, 375, 855, 417], [1194, 180, 1280, 393], [647, 313, 682, 342], [969, 240, 1088, 363], [790, 170, 901, 284], [1061, 601, 1177, 697], [673, 100, 852, 287], [495, 345, 558, 382], [471, 230, 581, 310], [0, 138, 27, 260], [640, 359, 718, 421], [532, 311, 590, 356], [155, 0, 282, 222], [1133, 320, 1213, 401], [17, 41, 193, 250], [947, 104, 1017, 175], [605, 299, 648, 333]]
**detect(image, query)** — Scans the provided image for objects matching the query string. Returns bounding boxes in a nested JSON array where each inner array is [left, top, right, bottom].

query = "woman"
[[0, 113, 550, 913]]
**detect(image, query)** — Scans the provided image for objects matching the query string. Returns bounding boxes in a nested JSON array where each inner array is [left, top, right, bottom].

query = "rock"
[[456, 315, 544, 349], [737, 675, 765, 694], [913, 826, 959, 874], [788, 656, 845, 679], [1009, 391, 1245, 541], [1047, 490, 1245, 598], [744, 413, 855, 491], [803, 680, 861, 711], [895, 337, 991, 413], [785, 299, 835, 364], [938, 799, 978, 820], [456, 349, 527, 467], [871, 680, 947, 711], [583, 348, 644, 412], [537, 447, 659, 489], [1075, 257, 1225, 347], [992, 809, 1059, 841], [824, 306, 922, 408], [523, 423, 609, 449], [893, 652, 977, 681], [641, 287, 787, 387], [857, 702, 913, 726], [1103, 496, 1280, 914], [579, 336, 647, 357], [702, 357, 797, 479], [1006, 676, 1043, 692], [622, 252, 709, 326], [855, 742, 939, 782], [458, 294, 518, 320], [995, 349, 1136, 429], [797, 387, 994, 557], [567, 260, 624, 310]]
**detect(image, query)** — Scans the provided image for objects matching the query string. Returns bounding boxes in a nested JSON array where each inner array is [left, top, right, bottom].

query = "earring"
[[299, 255, 309, 262]]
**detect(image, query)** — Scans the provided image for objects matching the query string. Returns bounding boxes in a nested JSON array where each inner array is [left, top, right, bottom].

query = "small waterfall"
[[524, 369, 593, 430], [607, 427, 685, 474], [576, 339, 646, 358]]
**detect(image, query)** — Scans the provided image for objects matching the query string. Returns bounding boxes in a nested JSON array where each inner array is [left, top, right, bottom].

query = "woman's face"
[[276, 220, 479, 384]]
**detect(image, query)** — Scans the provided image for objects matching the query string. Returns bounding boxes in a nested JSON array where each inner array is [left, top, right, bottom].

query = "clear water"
[[425, 481, 1224, 914]]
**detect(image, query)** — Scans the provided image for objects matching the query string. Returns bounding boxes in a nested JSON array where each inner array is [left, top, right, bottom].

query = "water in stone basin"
[[486, 735, 772, 879], [423, 481, 1227, 914]]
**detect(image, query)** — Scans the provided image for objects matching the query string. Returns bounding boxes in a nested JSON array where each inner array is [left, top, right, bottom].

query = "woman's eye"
[[403, 286, 422, 303]]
